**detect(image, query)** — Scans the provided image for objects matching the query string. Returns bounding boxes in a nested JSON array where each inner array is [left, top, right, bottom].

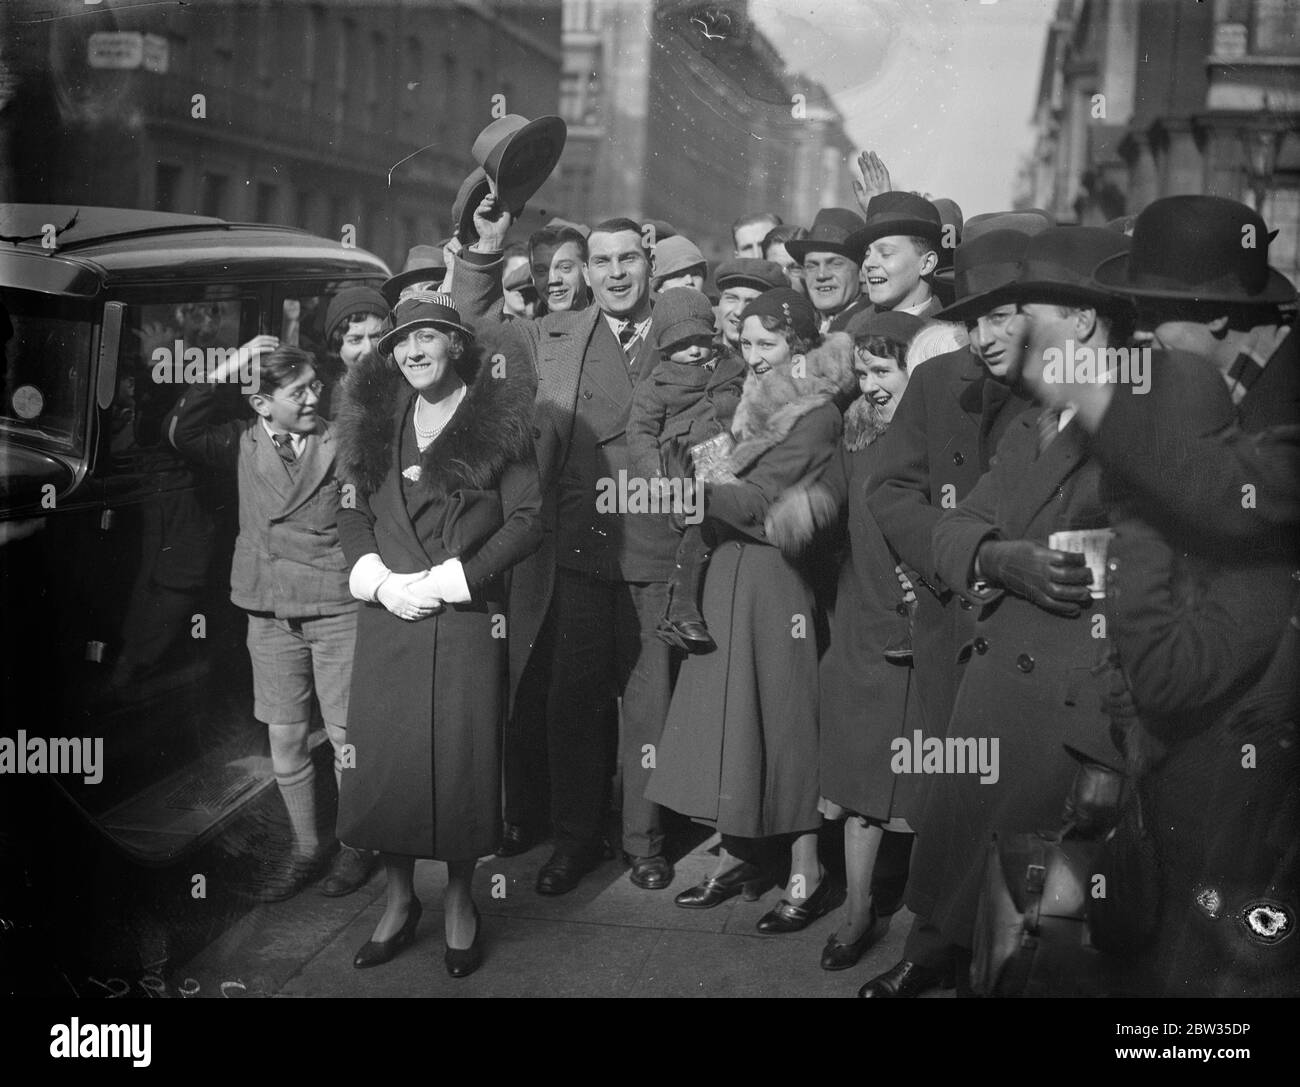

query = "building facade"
[[1023, 0, 1299, 284], [2, 0, 562, 270]]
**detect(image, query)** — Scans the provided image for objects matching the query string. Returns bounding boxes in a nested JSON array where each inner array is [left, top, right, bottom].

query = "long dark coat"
[[817, 435, 922, 821], [907, 410, 1113, 949], [333, 352, 541, 859], [645, 401, 843, 838]]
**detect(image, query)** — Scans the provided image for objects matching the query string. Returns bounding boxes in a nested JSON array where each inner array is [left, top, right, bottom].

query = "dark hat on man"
[[451, 168, 494, 246], [847, 192, 944, 254], [324, 286, 389, 343], [844, 308, 927, 346], [959, 210, 1054, 244], [653, 287, 717, 350], [1093, 195, 1295, 306], [739, 287, 819, 343], [935, 229, 1036, 321], [382, 245, 449, 305], [784, 208, 868, 266], [932, 198, 964, 271], [714, 258, 788, 294], [1011, 226, 1131, 308], [471, 113, 567, 216], [644, 219, 678, 244], [376, 291, 473, 357], [502, 259, 535, 293], [653, 236, 708, 282]]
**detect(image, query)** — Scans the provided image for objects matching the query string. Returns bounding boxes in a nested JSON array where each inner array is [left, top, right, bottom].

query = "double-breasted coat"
[[333, 353, 541, 859], [906, 408, 1112, 949]]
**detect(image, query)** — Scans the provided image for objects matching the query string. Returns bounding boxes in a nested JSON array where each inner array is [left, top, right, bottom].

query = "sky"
[[749, 0, 1057, 216]]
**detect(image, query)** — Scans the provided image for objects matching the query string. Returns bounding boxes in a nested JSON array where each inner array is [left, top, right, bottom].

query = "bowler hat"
[[653, 288, 717, 350], [935, 229, 1036, 321], [784, 208, 867, 266], [324, 286, 389, 343], [739, 287, 819, 343], [847, 192, 944, 254], [653, 235, 708, 282], [382, 245, 448, 305], [714, 258, 788, 294], [844, 308, 927, 345], [471, 113, 567, 217], [1092, 196, 1295, 306], [1011, 227, 1131, 307], [451, 168, 493, 246], [377, 292, 473, 357]]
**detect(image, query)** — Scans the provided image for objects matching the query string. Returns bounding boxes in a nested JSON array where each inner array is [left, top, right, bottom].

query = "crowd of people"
[[164, 128, 1299, 995]]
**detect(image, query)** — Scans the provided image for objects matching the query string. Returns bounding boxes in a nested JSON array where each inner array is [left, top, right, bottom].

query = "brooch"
[[401, 465, 422, 483]]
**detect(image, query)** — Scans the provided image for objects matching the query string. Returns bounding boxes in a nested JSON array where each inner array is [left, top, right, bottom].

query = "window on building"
[[1252, 0, 1300, 54], [154, 164, 182, 212], [199, 173, 228, 218], [255, 183, 279, 224], [367, 30, 384, 128], [560, 70, 582, 123], [303, 3, 324, 113], [296, 190, 315, 232]]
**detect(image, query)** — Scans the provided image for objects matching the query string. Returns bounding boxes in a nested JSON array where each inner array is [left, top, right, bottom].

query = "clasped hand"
[[976, 539, 1092, 617], [377, 570, 443, 622]]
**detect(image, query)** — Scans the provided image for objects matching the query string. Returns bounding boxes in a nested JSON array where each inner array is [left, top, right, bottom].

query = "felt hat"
[[451, 167, 494, 246], [784, 207, 867, 265], [653, 287, 717, 350], [324, 287, 389, 343], [1092, 195, 1295, 306], [381, 245, 448, 305], [376, 291, 473, 357], [502, 258, 535, 293], [739, 286, 819, 343], [1010, 227, 1132, 308], [931, 198, 964, 270], [844, 309, 927, 345], [847, 192, 944, 253], [935, 229, 1037, 321], [471, 113, 567, 216], [653, 236, 708, 281], [714, 258, 788, 294], [644, 219, 678, 244]]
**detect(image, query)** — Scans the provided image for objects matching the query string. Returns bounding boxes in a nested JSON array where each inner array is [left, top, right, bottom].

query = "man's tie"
[[617, 318, 642, 364], [1036, 408, 1060, 456], [272, 432, 298, 466]]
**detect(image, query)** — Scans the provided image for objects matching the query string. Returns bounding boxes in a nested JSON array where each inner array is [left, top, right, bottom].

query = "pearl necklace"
[[413, 386, 465, 445]]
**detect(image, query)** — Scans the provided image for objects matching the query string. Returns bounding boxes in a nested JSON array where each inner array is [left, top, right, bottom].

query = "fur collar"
[[727, 332, 856, 474], [335, 323, 534, 498]]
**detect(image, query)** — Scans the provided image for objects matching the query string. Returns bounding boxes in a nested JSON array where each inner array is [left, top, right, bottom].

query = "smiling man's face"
[[584, 230, 650, 317], [802, 251, 860, 314]]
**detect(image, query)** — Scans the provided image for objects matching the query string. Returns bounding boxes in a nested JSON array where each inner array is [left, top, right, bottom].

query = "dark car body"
[[0, 205, 387, 867]]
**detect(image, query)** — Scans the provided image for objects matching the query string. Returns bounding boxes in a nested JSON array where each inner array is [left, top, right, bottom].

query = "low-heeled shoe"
[[625, 852, 674, 890], [535, 848, 601, 896], [755, 876, 846, 934], [353, 899, 422, 969], [856, 958, 952, 998], [444, 905, 482, 978], [819, 907, 879, 971], [673, 861, 769, 909], [318, 845, 378, 897]]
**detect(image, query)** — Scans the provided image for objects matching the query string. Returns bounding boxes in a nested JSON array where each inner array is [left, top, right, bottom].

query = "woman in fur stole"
[[646, 288, 857, 933], [333, 292, 541, 978]]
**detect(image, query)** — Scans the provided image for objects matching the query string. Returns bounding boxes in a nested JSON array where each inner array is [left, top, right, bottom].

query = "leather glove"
[[1061, 758, 1123, 839], [976, 539, 1092, 617]]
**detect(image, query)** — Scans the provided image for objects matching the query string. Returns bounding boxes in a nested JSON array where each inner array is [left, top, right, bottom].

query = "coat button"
[[974, 636, 988, 654], [1016, 653, 1035, 673], [953, 451, 965, 466], [895, 602, 908, 616], [960, 598, 972, 610], [582, 390, 593, 399]]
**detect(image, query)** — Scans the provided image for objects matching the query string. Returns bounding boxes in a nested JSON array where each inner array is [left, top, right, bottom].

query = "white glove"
[[419, 558, 471, 604], [376, 570, 443, 621]]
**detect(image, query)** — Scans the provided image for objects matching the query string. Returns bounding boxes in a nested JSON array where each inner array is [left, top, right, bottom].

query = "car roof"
[[0, 204, 389, 294]]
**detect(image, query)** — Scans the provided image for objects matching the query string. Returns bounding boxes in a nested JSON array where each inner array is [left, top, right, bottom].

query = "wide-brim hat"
[[381, 245, 448, 305], [471, 113, 567, 217], [1092, 195, 1295, 306], [935, 228, 1038, 322], [452, 168, 493, 246], [1011, 226, 1132, 308], [377, 291, 473, 357], [847, 192, 944, 254], [714, 257, 788, 294], [785, 207, 867, 265]]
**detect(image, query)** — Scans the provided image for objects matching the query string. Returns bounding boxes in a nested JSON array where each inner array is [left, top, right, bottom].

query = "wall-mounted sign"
[[87, 32, 170, 73]]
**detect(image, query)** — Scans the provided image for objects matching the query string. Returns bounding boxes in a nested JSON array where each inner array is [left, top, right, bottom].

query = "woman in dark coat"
[[646, 288, 856, 932], [767, 311, 927, 970], [334, 292, 541, 978]]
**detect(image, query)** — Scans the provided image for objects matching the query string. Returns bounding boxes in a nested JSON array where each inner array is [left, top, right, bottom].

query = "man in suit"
[[858, 219, 1044, 997], [847, 191, 949, 322], [785, 207, 872, 334], [505, 218, 680, 895]]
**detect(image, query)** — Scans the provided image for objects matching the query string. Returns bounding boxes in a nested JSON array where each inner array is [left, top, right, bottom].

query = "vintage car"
[[0, 205, 388, 881]]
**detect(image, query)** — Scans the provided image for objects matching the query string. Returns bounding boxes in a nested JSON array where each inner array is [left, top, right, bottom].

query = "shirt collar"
[[261, 418, 305, 454]]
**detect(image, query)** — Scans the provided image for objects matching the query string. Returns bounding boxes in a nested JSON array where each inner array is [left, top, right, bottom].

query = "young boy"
[[166, 340, 373, 901], [848, 191, 946, 319], [628, 288, 746, 652]]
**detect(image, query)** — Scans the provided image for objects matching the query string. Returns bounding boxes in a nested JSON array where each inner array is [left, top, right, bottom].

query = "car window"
[[0, 288, 96, 454]]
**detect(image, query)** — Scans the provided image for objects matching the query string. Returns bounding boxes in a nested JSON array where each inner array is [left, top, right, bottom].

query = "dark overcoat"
[[866, 347, 1032, 737], [906, 409, 1112, 949], [333, 351, 541, 859], [817, 436, 923, 821]]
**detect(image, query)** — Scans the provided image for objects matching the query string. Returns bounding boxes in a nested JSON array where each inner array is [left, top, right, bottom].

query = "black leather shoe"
[[856, 958, 953, 998], [248, 847, 331, 903], [820, 907, 879, 971], [671, 619, 716, 653], [353, 898, 422, 969], [496, 823, 541, 858], [318, 845, 377, 897], [624, 852, 674, 890], [674, 861, 770, 909], [756, 875, 846, 934], [444, 905, 482, 978], [535, 848, 601, 896]]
